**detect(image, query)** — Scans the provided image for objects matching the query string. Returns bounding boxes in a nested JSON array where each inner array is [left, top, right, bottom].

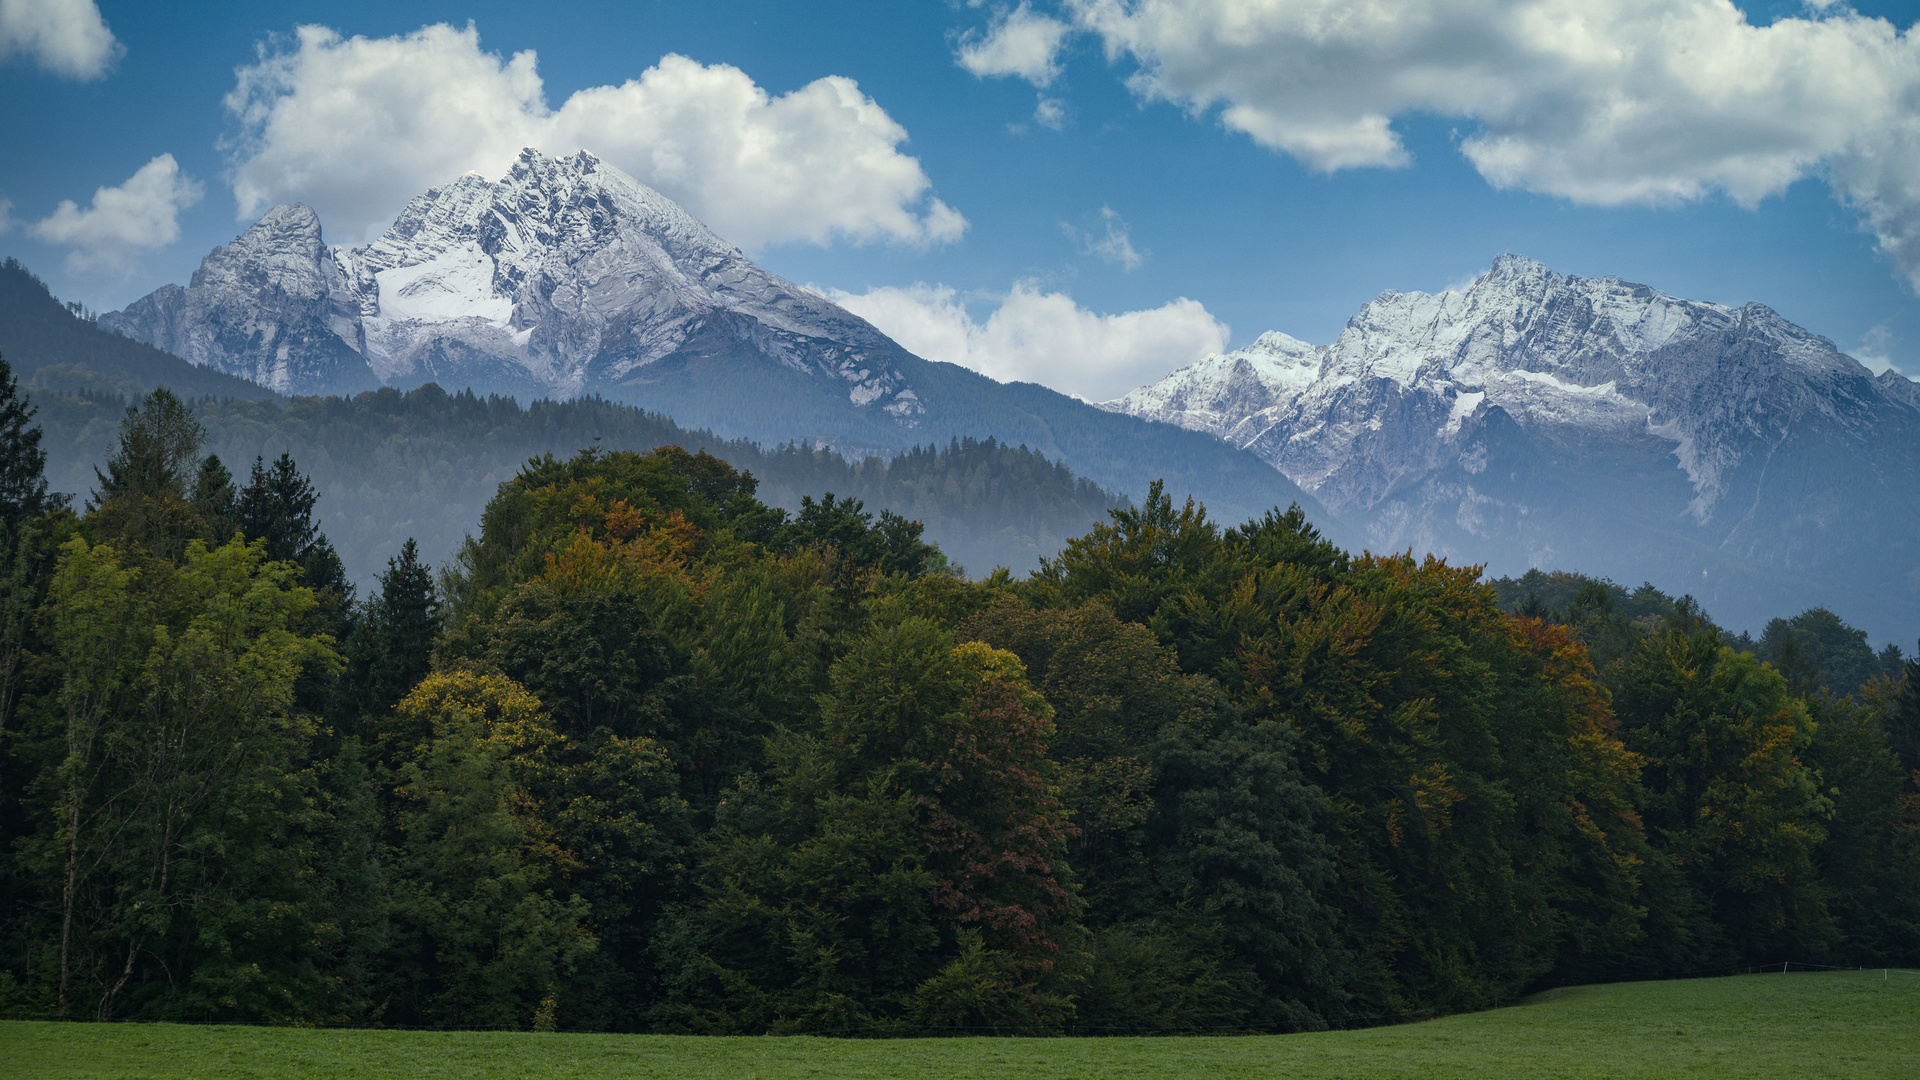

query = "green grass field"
[[4, 971, 1915, 1079]]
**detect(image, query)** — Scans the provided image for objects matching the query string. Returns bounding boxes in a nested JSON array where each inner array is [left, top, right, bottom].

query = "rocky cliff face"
[[103, 203, 374, 395], [1104, 256, 1920, 638], [96, 150, 1339, 551], [104, 149, 923, 419]]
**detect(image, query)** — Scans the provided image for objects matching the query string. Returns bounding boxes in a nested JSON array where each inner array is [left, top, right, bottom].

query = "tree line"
[[30, 382, 1125, 586], [2, 365, 1916, 1032]]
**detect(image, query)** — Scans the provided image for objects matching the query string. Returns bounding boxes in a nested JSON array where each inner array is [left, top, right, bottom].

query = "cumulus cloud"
[[30, 155, 203, 273], [954, 1, 1920, 290], [224, 23, 965, 248], [829, 280, 1227, 400], [0, 0, 119, 79], [956, 3, 1072, 87]]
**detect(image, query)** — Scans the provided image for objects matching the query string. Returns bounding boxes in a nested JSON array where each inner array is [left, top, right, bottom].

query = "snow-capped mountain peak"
[[1104, 255, 1894, 519], [103, 149, 923, 419], [1104, 255, 1920, 638]]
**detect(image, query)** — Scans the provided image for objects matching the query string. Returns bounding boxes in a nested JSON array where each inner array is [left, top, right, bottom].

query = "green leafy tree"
[[1612, 627, 1833, 962], [1757, 609, 1885, 699], [32, 536, 339, 1019], [662, 619, 1072, 1033], [961, 598, 1343, 1029], [0, 351, 69, 759], [383, 671, 601, 1028], [1886, 647, 1920, 781], [1038, 488, 1647, 1013], [1807, 688, 1920, 964], [190, 454, 238, 543]]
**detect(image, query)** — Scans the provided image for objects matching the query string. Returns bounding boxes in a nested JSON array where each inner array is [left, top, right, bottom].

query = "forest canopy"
[[1, 376, 1916, 1032]]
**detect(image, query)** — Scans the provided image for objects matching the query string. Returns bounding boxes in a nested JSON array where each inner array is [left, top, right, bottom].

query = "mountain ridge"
[[1102, 255, 1920, 641], [94, 150, 1344, 544]]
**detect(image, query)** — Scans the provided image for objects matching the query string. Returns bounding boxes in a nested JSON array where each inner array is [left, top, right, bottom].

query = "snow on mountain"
[[1107, 255, 1887, 521], [104, 149, 923, 420], [1104, 255, 1920, 638]]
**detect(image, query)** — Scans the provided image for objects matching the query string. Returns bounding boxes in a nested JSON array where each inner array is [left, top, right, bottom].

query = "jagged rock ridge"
[[1103, 256, 1920, 639], [104, 149, 922, 419], [96, 152, 1342, 549]]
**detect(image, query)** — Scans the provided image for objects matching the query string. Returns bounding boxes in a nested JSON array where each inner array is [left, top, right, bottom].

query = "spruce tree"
[[192, 454, 239, 544], [0, 352, 51, 527], [87, 389, 207, 558], [237, 452, 350, 597], [338, 538, 439, 734]]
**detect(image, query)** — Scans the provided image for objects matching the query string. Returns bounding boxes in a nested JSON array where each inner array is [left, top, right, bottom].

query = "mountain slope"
[[99, 150, 1341, 539], [1103, 256, 1920, 640], [1, 258, 278, 402]]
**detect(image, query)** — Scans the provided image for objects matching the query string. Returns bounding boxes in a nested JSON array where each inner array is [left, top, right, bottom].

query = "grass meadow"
[[3, 970, 1915, 1080]]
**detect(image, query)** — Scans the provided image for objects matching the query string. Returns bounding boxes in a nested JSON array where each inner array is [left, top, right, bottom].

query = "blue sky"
[[4, 0, 1919, 399]]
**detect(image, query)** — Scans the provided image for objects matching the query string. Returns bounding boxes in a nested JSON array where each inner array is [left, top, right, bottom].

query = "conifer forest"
[[1, 359, 1916, 1034]]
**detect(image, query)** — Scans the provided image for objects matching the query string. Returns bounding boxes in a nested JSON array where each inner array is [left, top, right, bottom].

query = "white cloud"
[[1063, 205, 1144, 270], [30, 155, 203, 273], [957, 3, 1072, 87], [1851, 323, 1914, 379], [1034, 95, 1067, 129], [224, 23, 965, 248], [1049, 0, 1920, 290], [0, 0, 119, 80], [0, 198, 15, 235], [829, 280, 1227, 400]]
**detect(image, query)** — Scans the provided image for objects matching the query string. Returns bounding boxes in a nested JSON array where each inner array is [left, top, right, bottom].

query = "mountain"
[[1102, 255, 1920, 641], [100, 149, 1336, 537], [0, 258, 277, 403]]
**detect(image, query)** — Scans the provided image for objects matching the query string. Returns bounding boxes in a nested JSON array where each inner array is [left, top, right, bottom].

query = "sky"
[[4, 0, 1920, 401]]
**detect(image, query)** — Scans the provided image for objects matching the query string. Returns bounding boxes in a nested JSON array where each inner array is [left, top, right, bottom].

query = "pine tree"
[[237, 452, 350, 598], [86, 389, 207, 559], [0, 352, 51, 527], [338, 538, 440, 735], [192, 454, 239, 544]]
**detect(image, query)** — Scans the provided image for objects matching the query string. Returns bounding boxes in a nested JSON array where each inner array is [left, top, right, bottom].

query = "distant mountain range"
[[96, 149, 1332, 538], [1102, 255, 1920, 642], [2, 260, 1120, 582], [30, 155, 1920, 642]]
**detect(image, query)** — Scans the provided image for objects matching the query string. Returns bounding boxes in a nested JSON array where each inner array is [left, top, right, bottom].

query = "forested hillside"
[[28, 384, 1123, 583], [3, 369, 1915, 1032]]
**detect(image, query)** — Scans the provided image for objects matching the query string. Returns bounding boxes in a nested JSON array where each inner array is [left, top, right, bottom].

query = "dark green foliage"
[[1806, 691, 1920, 964], [85, 389, 208, 559], [191, 454, 238, 543], [334, 540, 440, 737], [1888, 649, 1920, 780], [0, 259, 273, 407], [29, 384, 1127, 589], [0, 353, 54, 526], [1490, 569, 1705, 672], [781, 494, 942, 578], [1491, 570, 1906, 699], [1041, 486, 1658, 1012], [960, 600, 1341, 1028], [1751, 609, 1894, 698], [1610, 624, 1832, 965], [238, 453, 350, 598], [1, 434, 1915, 1036]]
